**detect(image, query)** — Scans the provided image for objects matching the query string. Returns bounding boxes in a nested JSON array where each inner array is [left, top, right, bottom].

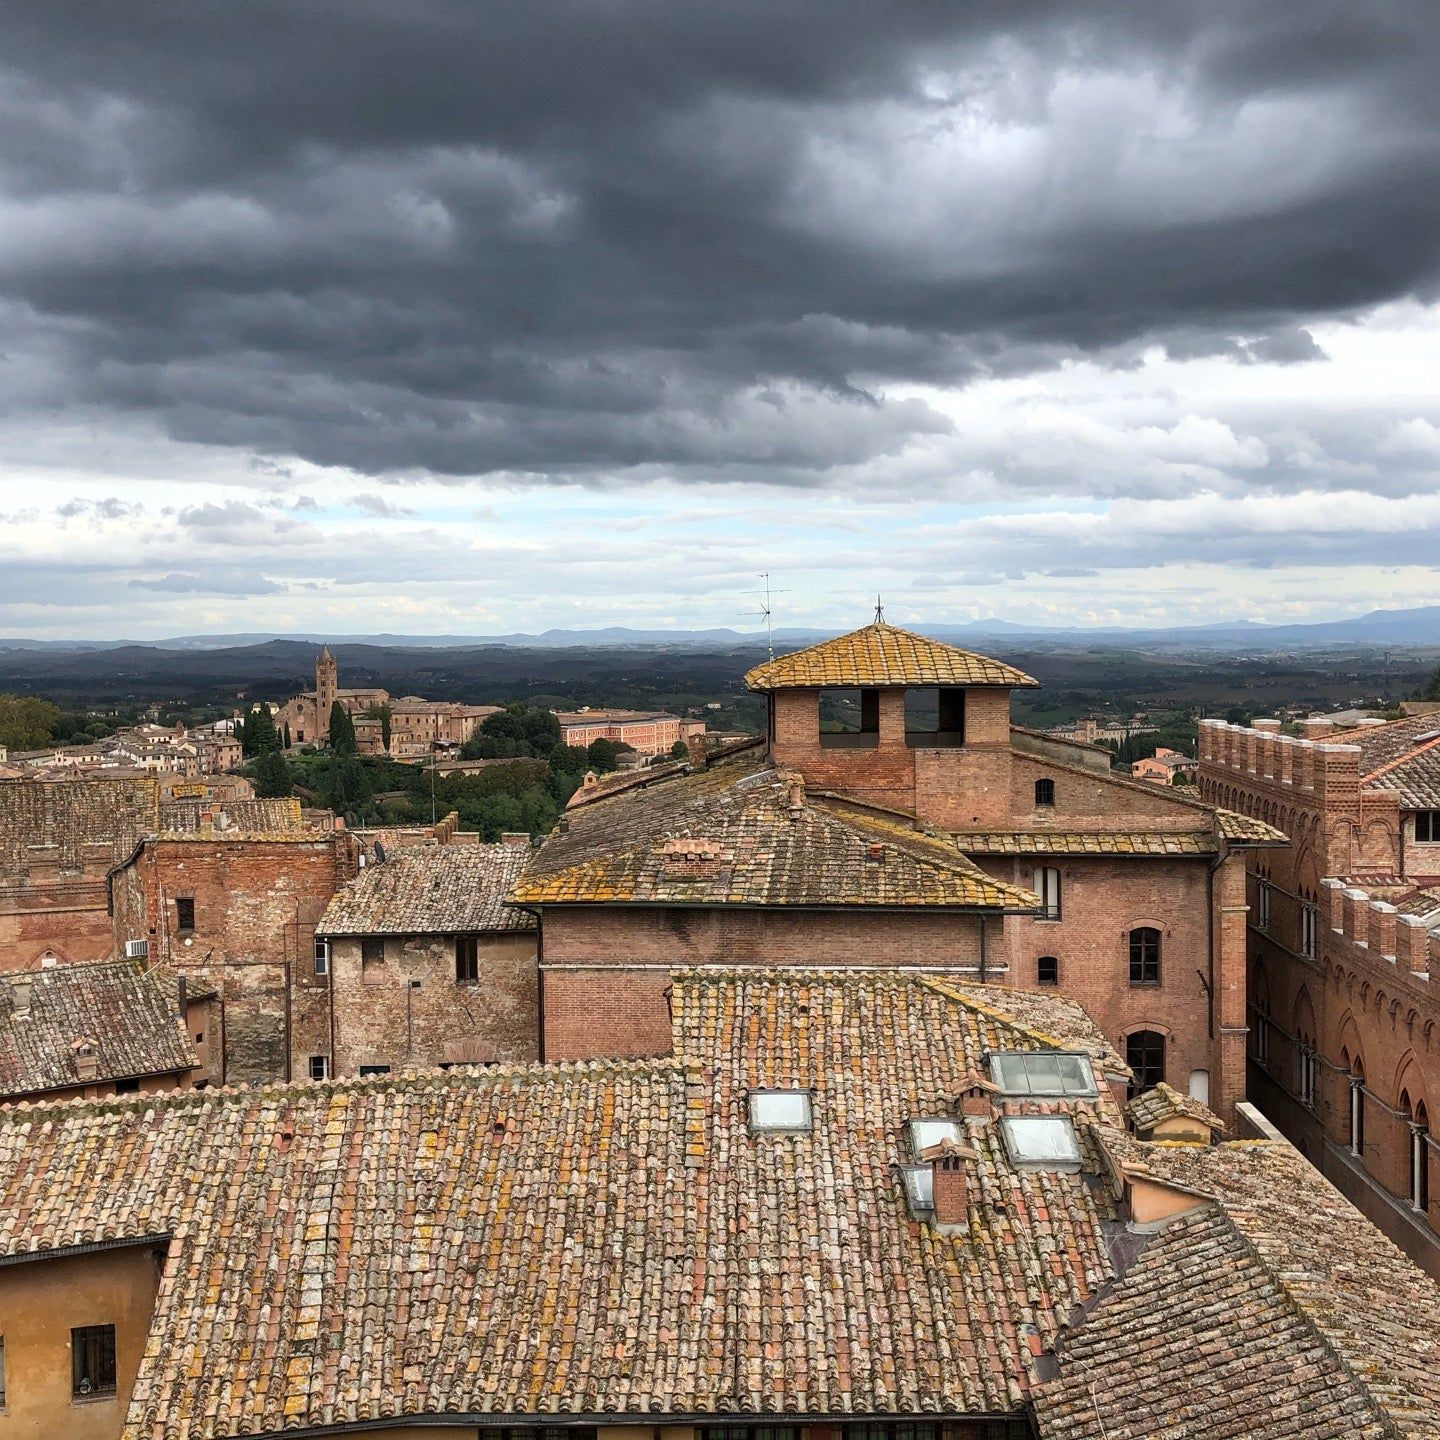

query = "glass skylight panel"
[[747, 1089, 813, 1133], [898, 1163, 934, 1216], [908, 1118, 962, 1158], [988, 1051, 1097, 1098], [1000, 1114, 1083, 1169]]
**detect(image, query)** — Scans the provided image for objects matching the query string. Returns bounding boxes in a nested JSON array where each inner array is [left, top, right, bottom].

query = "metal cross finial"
[[874, 595, 885, 624]]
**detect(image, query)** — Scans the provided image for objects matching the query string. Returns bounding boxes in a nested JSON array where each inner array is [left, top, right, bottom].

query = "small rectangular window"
[[361, 937, 385, 982], [456, 935, 479, 984], [988, 1051, 1098, 1097], [174, 896, 195, 932], [1301, 902, 1318, 959], [1037, 955, 1059, 986], [1034, 778, 1055, 807], [1416, 811, 1439, 843], [1256, 880, 1271, 931], [1129, 927, 1161, 986], [71, 1324, 116, 1399], [358, 1064, 391, 1077], [747, 1089, 812, 1133], [308, 1055, 330, 1080], [313, 937, 329, 976], [113, 1077, 140, 1095], [1033, 867, 1061, 921]]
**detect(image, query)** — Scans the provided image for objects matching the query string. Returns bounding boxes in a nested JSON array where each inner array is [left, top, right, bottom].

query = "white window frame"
[[313, 937, 330, 976], [308, 1054, 330, 1081], [1033, 866, 1061, 922]]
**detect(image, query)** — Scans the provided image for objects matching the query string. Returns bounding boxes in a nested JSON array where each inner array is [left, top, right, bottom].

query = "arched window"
[[1346, 1052, 1365, 1156], [1251, 964, 1271, 1071], [1126, 1030, 1166, 1095], [1129, 927, 1161, 986], [1035, 778, 1055, 807], [1404, 1093, 1430, 1213], [1294, 987, 1317, 1109], [1037, 955, 1059, 986]]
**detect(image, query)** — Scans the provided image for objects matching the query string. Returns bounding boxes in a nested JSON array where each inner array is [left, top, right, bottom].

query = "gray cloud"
[[0, 2, 1438, 489]]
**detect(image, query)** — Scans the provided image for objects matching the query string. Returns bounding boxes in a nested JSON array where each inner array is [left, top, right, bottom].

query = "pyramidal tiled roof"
[[744, 622, 1038, 690]]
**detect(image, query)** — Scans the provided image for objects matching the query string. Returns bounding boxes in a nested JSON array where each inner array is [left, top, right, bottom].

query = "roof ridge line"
[[1363, 732, 1440, 783], [917, 976, 1076, 1052]]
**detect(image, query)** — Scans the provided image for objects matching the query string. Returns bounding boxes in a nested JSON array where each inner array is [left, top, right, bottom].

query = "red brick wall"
[[540, 906, 988, 1059], [981, 854, 1240, 1119], [0, 883, 116, 971], [111, 835, 355, 1085]]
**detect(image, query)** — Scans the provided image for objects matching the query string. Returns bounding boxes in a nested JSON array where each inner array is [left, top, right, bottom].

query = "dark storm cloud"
[[2, 1, 1439, 482]]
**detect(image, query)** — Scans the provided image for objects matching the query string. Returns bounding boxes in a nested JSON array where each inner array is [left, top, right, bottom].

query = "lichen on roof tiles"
[[744, 621, 1039, 691], [0, 961, 194, 1099], [319, 843, 535, 935], [513, 754, 1037, 910]]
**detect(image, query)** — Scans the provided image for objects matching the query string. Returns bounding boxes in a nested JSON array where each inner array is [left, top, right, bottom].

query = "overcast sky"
[[2, 2, 1439, 638]]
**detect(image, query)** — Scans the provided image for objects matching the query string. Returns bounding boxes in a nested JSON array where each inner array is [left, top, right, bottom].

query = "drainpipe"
[[978, 915, 989, 982]]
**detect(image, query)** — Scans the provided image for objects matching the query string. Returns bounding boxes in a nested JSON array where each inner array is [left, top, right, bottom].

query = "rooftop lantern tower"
[[744, 619, 1038, 827]]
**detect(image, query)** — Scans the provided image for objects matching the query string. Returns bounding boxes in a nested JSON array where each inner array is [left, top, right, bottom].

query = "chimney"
[[73, 1040, 99, 1082], [10, 978, 32, 1019], [932, 1150, 971, 1226], [866, 842, 886, 864], [785, 773, 805, 821], [955, 1070, 997, 1124], [685, 732, 708, 771]]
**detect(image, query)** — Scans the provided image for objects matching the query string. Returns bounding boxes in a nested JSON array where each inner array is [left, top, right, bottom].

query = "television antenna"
[[742, 572, 789, 661]]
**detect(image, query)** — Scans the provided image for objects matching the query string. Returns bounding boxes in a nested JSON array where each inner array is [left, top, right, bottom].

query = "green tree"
[[586, 738, 625, 773], [366, 702, 393, 750], [319, 755, 372, 816], [240, 704, 279, 756], [283, 722, 292, 749], [254, 749, 292, 798], [1420, 666, 1440, 702], [328, 702, 356, 755], [0, 694, 63, 750], [670, 739, 689, 760]]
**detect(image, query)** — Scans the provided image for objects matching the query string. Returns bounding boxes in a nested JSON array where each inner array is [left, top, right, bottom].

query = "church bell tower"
[[316, 646, 339, 741]]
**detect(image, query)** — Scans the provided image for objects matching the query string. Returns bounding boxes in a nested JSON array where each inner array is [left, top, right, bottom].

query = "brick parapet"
[[1198, 718, 1362, 798], [1323, 877, 1438, 982]]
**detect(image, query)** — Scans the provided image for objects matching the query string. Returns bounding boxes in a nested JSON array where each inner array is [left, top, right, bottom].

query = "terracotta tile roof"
[[1037, 1138, 1440, 1439], [1124, 1081, 1227, 1136], [0, 961, 194, 1100], [1328, 714, 1440, 809], [1215, 808, 1290, 844], [155, 796, 310, 836], [0, 777, 158, 885], [0, 1060, 712, 1434], [744, 621, 1038, 690], [3, 971, 1439, 1437], [1394, 887, 1440, 925], [318, 843, 535, 934], [955, 830, 1220, 856], [513, 755, 1036, 910], [668, 967, 1122, 1416]]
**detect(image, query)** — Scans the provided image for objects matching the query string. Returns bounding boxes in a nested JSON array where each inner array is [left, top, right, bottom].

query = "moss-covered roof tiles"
[[744, 621, 1038, 691]]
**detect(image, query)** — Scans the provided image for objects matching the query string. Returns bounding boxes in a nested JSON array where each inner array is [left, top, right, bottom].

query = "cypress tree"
[[329, 701, 357, 755]]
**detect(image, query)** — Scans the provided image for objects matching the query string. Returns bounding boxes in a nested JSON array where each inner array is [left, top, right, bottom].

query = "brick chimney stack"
[[685, 732, 708, 772], [931, 1148, 975, 1226]]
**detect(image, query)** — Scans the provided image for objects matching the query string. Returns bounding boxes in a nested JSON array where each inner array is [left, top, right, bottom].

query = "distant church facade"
[[277, 649, 389, 746]]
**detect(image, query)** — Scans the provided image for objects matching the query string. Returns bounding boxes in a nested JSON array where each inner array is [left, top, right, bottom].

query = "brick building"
[[276, 649, 500, 756], [312, 840, 537, 1077], [276, 647, 389, 746], [516, 622, 1284, 1121], [0, 961, 198, 1104], [2, 967, 1437, 1438], [555, 708, 706, 757], [108, 798, 358, 1085], [1198, 712, 1440, 1273], [0, 778, 159, 972], [1129, 746, 1197, 785]]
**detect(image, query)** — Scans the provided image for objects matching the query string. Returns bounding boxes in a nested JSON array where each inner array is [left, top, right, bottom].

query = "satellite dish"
[[373, 841, 387, 865]]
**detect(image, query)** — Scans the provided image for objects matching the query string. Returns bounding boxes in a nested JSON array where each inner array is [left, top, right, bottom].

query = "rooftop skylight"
[[999, 1114, 1083, 1170], [987, 1051, 1098, 1098], [747, 1089, 813, 1134], [908, 1117, 962, 1158], [898, 1163, 935, 1217]]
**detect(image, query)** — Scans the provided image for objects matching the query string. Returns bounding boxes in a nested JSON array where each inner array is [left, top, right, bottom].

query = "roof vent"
[[73, 1039, 99, 1081], [10, 978, 32, 1019], [866, 842, 886, 864]]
